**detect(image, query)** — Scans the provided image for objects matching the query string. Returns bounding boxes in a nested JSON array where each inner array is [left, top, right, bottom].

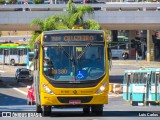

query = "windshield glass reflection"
[[43, 45, 105, 81]]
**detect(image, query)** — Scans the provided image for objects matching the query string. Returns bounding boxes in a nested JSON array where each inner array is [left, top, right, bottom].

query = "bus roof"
[[145, 68, 160, 72], [0, 43, 30, 49], [124, 69, 152, 73], [43, 30, 104, 34]]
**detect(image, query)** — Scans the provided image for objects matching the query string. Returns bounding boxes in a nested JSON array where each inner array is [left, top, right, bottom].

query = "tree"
[[30, 0, 101, 49], [0, 31, 2, 37], [29, 33, 40, 51], [65, 0, 95, 29], [8, 0, 17, 4], [0, 0, 5, 4], [33, 0, 44, 4]]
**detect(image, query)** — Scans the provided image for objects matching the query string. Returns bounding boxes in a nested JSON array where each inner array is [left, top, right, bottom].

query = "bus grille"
[[57, 96, 93, 103]]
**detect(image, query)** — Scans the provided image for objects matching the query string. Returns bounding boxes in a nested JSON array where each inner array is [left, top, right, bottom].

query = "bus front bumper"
[[40, 93, 108, 106]]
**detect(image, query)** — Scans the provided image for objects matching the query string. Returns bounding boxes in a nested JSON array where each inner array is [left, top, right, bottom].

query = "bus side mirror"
[[34, 43, 40, 59], [34, 50, 38, 59]]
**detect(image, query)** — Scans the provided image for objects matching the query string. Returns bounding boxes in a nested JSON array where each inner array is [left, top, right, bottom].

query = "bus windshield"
[[43, 45, 105, 81]]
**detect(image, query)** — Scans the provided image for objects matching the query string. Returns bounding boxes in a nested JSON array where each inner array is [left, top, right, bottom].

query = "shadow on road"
[[0, 93, 27, 106], [47, 111, 160, 117], [0, 76, 32, 88]]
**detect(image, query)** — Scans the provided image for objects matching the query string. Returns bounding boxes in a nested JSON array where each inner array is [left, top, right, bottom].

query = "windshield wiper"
[[76, 43, 92, 60], [58, 43, 74, 61]]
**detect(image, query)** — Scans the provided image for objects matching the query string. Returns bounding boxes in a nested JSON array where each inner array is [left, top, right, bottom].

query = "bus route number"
[[52, 69, 67, 74]]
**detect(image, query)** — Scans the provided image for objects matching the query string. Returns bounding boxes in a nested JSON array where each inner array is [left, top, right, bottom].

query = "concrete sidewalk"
[[111, 60, 160, 68]]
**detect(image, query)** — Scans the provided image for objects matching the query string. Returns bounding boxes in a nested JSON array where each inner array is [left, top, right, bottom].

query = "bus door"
[[18, 49, 24, 64], [126, 73, 131, 100], [3, 49, 9, 64], [155, 72, 159, 102]]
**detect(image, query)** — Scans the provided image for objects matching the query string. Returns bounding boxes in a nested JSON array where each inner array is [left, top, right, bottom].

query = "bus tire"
[[10, 59, 15, 66], [83, 107, 90, 114], [130, 94, 133, 105], [42, 106, 51, 116], [91, 105, 103, 116], [36, 104, 42, 113]]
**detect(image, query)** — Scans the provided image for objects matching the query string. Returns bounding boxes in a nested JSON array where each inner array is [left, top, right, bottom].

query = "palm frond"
[[31, 18, 44, 31], [84, 19, 101, 30], [29, 33, 40, 51]]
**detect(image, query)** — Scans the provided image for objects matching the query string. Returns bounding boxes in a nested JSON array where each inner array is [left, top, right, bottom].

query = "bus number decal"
[[52, 69, 68, 74]]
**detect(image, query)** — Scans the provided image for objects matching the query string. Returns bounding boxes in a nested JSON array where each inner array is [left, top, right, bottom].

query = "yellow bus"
[[33, 30, 109, 116]]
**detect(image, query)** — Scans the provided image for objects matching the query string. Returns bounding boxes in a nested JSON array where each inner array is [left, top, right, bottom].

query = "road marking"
[[108, 93, 122, 98], [0, 70, 5, 73], [12, 87, 27, 95]]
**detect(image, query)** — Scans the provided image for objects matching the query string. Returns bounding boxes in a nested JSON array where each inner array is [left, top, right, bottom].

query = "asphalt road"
[[0, 64, 159, 119]]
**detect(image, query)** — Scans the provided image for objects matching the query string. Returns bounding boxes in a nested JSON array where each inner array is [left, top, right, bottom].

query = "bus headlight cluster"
[[96, 82, 107, 94], [42, 82, 54, 94]]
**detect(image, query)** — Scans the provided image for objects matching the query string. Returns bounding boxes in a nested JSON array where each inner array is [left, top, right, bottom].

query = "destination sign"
[[44, 33, 103, 42]]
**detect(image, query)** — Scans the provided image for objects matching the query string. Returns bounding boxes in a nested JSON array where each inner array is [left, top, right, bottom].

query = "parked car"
[[15, 68, 32, 82], [15, 68, 28, 77], [27, 85, 35, 105]]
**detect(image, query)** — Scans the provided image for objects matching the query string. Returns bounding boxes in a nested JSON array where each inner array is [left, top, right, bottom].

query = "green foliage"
[[30, 0, 101, 46], [0, 31, 2, 36], [31, 18, 44, 31], [33, 0, 44, 4], [43, 15, 68, 31], [8, 0, 17, 4], [84, 19, 101, 30], [105, 30, 112, 42], [29, 33, 40, 51], [0, 0, 5, 4], [66, 0, 94, 27]]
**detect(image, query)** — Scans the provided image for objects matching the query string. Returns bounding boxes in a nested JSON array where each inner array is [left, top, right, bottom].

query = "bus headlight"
[[42, 82, 54, 95], [96, 82, 107, 94]]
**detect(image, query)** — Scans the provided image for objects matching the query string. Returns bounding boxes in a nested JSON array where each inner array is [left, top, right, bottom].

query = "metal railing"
[[0, 3, 160, 11]]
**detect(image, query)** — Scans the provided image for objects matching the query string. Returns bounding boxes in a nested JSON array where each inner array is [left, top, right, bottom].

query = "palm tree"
[[30, 0, 101, 49]]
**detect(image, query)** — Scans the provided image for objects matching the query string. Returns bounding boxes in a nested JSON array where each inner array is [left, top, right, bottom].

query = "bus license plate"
[[69, 100, 81, 104]]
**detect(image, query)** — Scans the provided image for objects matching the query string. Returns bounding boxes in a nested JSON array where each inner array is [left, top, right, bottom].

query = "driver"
[[88, 54, 98, 67]]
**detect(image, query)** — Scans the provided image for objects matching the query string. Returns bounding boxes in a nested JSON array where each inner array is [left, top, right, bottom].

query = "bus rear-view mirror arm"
[[34, 50, 38, 59]]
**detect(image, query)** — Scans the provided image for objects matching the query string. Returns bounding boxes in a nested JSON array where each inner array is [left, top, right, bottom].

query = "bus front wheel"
[[36, 104, 42, 113], [91, 105, 103, 115], [42, 106, 51, 116], [10, 59, 15, 66]]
